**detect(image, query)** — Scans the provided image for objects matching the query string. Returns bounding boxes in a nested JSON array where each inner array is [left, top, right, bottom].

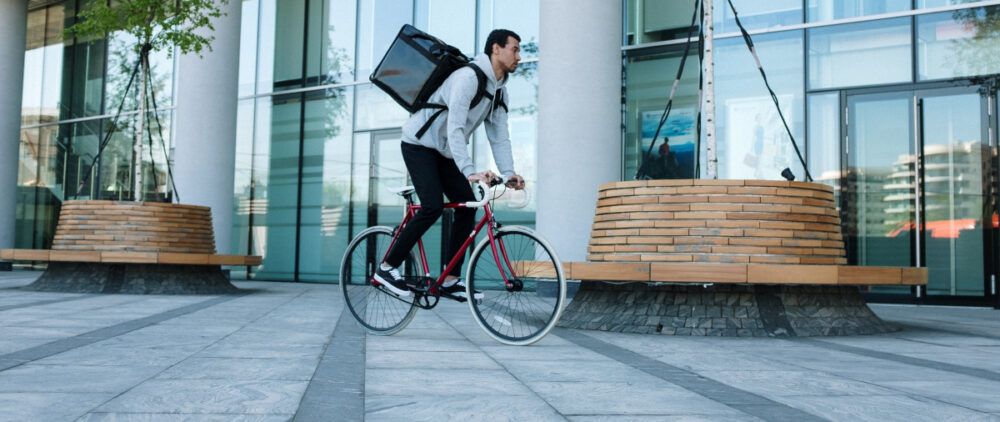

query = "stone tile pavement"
[[1, 271, 999, 421]]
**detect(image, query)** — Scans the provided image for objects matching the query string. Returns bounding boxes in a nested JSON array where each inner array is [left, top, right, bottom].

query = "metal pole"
[[702, 0, 717, 179]]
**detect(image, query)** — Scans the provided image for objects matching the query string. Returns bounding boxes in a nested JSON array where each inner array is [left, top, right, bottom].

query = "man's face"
[[492, 36, 521, 74]]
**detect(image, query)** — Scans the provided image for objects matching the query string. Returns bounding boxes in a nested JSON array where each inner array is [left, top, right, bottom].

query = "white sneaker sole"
[[455, 291, 485, 300], [373, 275, 413, 298]]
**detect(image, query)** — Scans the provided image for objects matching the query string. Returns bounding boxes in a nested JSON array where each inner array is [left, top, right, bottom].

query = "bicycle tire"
[[466, 226, 566, 345], [340, 226, 420, 335]]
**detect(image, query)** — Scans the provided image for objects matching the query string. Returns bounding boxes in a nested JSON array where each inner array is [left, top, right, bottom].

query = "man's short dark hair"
[[484, 29, 521, 56]]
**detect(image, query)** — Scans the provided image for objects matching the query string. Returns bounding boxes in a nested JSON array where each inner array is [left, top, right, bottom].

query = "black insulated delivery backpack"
[[370, 24, 506, 139]]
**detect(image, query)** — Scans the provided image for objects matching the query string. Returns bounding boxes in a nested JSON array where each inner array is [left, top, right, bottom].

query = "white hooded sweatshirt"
[[400, 53, 515, 178]]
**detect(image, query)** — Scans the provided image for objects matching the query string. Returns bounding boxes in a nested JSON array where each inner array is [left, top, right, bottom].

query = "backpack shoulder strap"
[[467, 64, 491, 109]]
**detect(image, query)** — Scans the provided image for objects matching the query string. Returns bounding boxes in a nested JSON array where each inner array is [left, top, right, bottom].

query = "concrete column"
[[0, 0, 27, 252], [173, 0, 241, 254], [536, 0, 622, 262]]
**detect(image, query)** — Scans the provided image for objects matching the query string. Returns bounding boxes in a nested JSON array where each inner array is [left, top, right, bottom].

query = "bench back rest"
[[51, 200, 216, 254], [590, 180, 846, 265]]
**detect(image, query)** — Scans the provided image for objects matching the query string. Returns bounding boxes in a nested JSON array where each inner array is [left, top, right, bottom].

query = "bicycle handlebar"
[[463, 177, 506, 208]]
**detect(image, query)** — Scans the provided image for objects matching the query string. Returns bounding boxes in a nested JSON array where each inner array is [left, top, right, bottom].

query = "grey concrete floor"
[[0, 271, 999, 421]]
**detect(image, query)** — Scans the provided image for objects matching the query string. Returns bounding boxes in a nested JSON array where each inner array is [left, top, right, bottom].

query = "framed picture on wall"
[[640, 108, 697, 179]]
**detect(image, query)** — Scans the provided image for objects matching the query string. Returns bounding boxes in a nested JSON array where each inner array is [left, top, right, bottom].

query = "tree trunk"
[[133, 54, 147, 202], [702, 0, 717, 179]]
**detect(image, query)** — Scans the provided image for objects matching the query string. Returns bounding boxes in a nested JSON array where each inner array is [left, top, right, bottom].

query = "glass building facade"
[[14, 0, 1000, 305]]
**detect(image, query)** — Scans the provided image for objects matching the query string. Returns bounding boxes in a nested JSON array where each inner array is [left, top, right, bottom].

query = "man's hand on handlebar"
[[506, 174, 525, 191], [467, 171, 499, 186]]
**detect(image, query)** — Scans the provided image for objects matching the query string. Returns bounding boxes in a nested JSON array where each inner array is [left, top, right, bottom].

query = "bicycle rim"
[[340, 226, 419, 335], [467, 227, 566, 345]]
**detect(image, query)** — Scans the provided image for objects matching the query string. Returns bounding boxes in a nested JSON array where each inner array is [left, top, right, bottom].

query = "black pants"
[[384, 142, 476, 277]]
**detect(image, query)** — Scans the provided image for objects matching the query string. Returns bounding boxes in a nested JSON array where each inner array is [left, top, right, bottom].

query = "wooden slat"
[[649, 263, 747, 283], [48, 251, 101, 263], [747, 264, 838, 284], [839, 266, 901, 285], [570, 262, 650, 281]]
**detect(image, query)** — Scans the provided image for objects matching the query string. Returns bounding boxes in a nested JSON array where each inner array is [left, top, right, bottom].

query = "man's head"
[[484, 29, 521, 76]]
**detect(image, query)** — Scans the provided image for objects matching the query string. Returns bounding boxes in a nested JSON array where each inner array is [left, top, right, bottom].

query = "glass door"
[[844, 86, 995, 303], [916, 88, 991, 299], [843, 91, 918, 295]]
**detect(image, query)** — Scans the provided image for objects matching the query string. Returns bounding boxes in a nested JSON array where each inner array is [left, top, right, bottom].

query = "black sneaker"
[[373, 265, 412, 298], [440, 279, 484, 301]]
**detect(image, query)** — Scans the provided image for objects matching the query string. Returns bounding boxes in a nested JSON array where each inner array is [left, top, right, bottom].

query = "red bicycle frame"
[[381, 198, 518, 296]]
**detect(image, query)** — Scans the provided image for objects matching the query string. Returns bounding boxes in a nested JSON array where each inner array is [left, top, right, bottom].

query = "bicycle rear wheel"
[[340, 226, 419, 335], [466, 226, 566, 345]]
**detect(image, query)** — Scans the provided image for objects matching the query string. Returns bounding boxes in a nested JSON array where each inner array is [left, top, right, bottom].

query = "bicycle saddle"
[[387, 185, 415, 196]]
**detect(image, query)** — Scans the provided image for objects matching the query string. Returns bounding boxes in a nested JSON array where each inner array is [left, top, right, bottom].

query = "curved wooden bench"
[[569, 179, 926, 286], [0, 200, 260, 266]]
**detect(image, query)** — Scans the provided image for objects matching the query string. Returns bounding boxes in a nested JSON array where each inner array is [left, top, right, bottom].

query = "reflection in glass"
[[625, 0, 695, 45], [237, 0, 259, 96], [354, 84, 409, 131], [232, 99, 255, 273], [623, 48, 700, 180], [917, 6, 1000, 81], [807, 0, 910, 22], [356, 0, 413, 79], [274, 0, 306, 88], [254, 95, 302, 281], [321, 0, 357, 84], [809, 18, 912, 90], [807, 93, 841, 195], [478, 0, 538, 58], [298, 90, 354, 281], [714, 31, 804, 180], [416, 0, 476, 55], [843, 93, 914, 294], [920, 93, 986, 296], [715, 0, 802, 33]]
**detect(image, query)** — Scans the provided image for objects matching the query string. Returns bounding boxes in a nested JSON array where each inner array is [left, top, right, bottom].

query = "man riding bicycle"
[[375, 29, 526, 299]]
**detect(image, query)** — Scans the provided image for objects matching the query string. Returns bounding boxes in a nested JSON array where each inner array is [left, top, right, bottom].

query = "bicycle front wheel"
[[340, 226, 419, 335], [466, 226, 566, 345]]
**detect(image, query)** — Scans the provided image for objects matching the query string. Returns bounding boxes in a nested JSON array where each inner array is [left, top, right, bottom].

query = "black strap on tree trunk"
[[144, 59, 179, 202], [636, 0, 701, 180], [725, 0, 812, 182]]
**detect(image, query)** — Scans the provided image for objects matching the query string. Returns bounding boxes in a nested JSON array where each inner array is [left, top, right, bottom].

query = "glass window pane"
[[416, 0, 476, 55], [252, 95, 301, 281], [22, 10, 45, 125], [714, 31, 805, 181], [41, 5, 65, 123], [917, 6, 1000, 81], [478, 0, 538, 57], [807, 0, 910, 22], [356, 0, 413, 80], [274, 0, 306, 88], [807, 93, 841, 194], [66, 38, 106, 119], [321, 0, 357, 84], [298, 89, 354, 281], [623, 48, 700, 180], [256, 0, 276, 93], [715, 0, 802, 33], [625, 0, 696, 46], [354, 83, 408, 131], [232, 100, 255, 261], [238, 0, 258, 96], [808, 18, 912, 90]]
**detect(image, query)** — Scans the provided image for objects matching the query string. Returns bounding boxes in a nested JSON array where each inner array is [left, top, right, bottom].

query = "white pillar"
[[537, 0, 622, 262], [0, 0, 27, 251], [173, 0, 241, 254]]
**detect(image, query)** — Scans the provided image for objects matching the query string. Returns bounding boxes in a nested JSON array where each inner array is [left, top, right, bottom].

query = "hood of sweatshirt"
[[471, 53, 508, 91]]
